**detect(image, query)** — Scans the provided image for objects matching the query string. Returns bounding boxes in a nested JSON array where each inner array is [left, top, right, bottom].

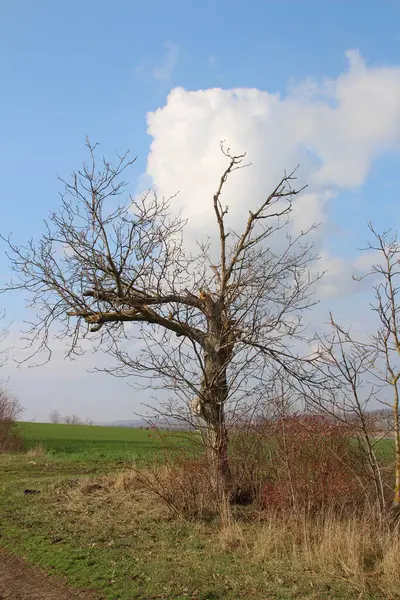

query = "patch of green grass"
[[374, 437, 395, 458], [18, 421, 154, 444]]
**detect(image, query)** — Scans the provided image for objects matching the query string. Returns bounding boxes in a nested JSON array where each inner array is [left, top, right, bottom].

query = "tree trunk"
[[393, 385, 400, 512], [205, 405, 231, 495], [197, 297, 236, 496], [200, 345, 232, 495]]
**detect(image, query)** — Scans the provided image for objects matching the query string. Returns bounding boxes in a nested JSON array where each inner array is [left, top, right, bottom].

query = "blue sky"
[[1, 1, 400, 421]]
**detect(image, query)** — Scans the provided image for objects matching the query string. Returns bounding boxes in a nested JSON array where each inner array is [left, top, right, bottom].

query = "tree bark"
[[393, 385, 400, 512], [199, 326, 233, 494], [205, 404, 231, 493]]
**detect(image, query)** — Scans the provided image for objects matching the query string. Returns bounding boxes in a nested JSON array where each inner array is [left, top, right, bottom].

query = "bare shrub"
[[110, 417, 372, 522], [313, 225, 400, 514], [105, 427, 229, 519], [133, 455, 219, 520], [256, 415, 367, 514], [0, 388, 23, 452], [312, 314, 392, 515], [210, 414, 369, 515]]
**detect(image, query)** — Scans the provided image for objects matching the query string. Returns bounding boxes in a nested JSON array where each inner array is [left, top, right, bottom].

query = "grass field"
[[17, 421, 164, 463], [0, 422, 398, 600]]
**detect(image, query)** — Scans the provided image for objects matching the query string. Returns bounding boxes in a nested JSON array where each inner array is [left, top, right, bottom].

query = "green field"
[[0, 422, 397, 600], [17, 421, 163, 463]]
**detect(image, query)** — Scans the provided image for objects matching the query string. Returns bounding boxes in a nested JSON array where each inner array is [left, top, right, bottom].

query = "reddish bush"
[[257, 414, 362, 513]]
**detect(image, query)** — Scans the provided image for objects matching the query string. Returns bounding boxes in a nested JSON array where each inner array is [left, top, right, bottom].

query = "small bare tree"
[[312, 225, 400, 513], [314, 316, 387, 513], [2, 141, 322, 491], [49, 409, 61, 424], [355, 225, 400, 511]]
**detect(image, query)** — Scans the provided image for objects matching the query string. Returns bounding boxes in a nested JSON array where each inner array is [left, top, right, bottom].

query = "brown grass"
[[211, 510, 400, 596], [253, 511, 400, 595]]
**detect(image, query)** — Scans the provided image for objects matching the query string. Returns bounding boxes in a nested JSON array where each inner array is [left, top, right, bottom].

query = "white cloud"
[[314, 246, 387, 301], [133, 42, 179, 86], [152, 41, 179, 84], [311, 253, 362, 300], [144, 50, 400, 299], [353, 249, 384, 272]]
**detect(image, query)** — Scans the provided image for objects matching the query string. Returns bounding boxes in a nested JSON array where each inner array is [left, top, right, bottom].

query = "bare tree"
[[354, 225, 400, 511], [312, 225, 400, 513], [2, 141, 322, 491], [63, 414, 83, 425], [314, 316, 387, 514], [50, 410, 92, 425], [49, 409, 61, 424]]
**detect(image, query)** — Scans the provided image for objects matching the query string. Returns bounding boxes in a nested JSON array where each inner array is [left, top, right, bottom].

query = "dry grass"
[[227, 511, 400, 596], [63, 470, 168, 524], [25, 443, 48, 458]]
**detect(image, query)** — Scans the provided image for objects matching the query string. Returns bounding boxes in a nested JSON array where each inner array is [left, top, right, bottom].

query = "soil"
[[0, 549, 103, 600]]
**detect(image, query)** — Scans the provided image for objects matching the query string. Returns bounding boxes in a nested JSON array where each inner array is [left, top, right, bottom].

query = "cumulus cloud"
[[144, 50, 400, 298]]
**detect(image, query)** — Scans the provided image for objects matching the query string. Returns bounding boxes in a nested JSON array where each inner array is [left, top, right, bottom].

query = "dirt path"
[[0, 549, 103, 600]]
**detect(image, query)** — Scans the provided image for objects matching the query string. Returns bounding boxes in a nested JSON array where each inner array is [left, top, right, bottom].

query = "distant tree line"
[[49, 410, 93, 426]]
